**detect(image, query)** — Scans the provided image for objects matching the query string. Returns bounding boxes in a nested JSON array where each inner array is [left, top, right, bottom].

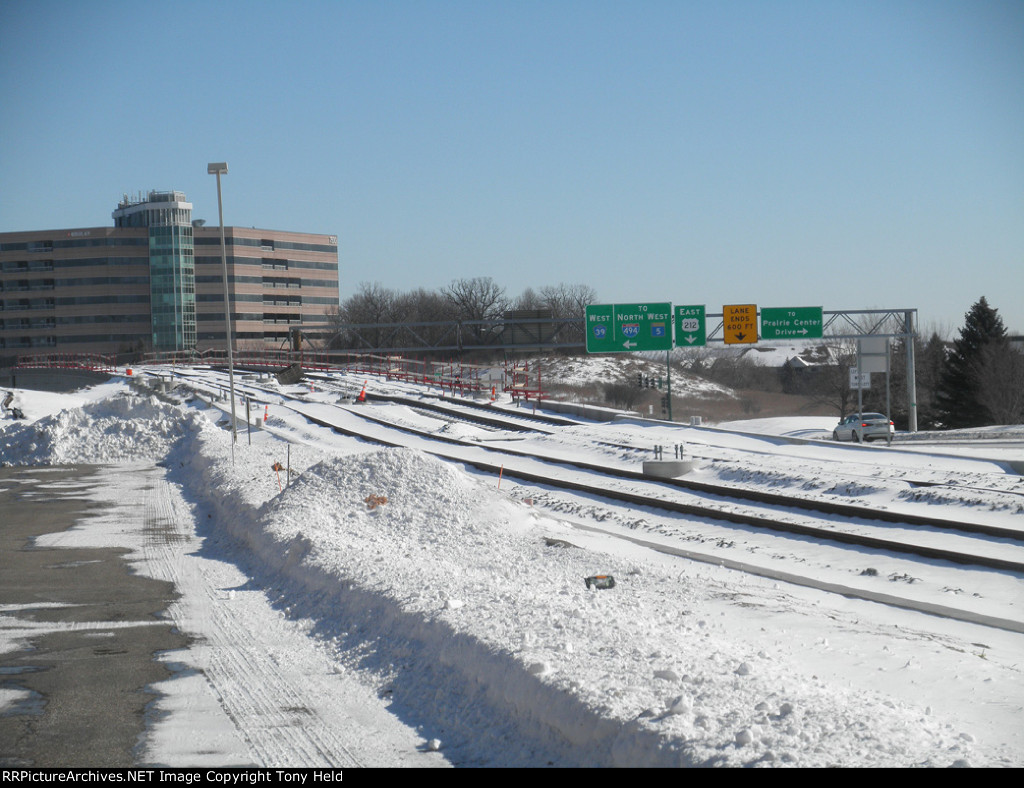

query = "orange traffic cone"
[[263, 404, 268, 423], [356, 381, 367, 403]]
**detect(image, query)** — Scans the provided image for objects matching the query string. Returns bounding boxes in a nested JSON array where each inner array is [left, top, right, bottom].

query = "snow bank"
[[168, 422, 1002, 766], [0, 391, 205, 466], [3, 382, 1017, 767]]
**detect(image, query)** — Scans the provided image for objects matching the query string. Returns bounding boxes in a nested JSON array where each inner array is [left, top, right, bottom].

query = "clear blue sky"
[[2, 0, 1021, 335]]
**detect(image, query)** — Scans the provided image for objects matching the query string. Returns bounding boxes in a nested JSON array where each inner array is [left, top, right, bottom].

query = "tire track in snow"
[[98, 464, 435, 768], [137, 465, 365, 767]]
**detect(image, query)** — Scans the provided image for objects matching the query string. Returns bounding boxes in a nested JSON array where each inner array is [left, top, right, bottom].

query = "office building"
[[0, 190, 339, 359]]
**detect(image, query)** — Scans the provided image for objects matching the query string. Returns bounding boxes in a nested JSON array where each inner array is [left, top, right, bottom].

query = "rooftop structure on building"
[[0, 190, 339, 360], [113, 190, 194, 228]]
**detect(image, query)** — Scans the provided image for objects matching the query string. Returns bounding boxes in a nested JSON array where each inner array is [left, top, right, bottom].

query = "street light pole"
[[207, 162, 238, 451]]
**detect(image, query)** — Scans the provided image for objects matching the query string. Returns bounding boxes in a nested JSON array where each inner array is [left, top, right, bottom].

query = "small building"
[[0, 190, 338, 359]]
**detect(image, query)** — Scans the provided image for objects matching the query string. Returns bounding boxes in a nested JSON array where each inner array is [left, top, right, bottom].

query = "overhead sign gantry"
[[583, 303, 918, 432]]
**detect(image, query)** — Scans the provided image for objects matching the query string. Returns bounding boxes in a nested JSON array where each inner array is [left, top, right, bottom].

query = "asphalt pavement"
[[0, 465, 187, 767]]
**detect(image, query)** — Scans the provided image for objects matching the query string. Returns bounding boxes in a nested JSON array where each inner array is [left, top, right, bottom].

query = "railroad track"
[[166, 369, 1024, 574], [358, 385, 1024, 502], [278, 401, 1024, 575], [161, 369, 1024, 633], [317, 391, 1023, 540]]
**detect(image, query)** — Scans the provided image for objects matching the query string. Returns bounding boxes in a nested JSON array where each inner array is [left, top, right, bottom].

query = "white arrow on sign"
[[623, 340, 637, 349], [684, 335, 697, 344]]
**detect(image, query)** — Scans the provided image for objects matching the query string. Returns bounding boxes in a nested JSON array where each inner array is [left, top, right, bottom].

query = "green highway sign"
[[585, 302, 672, 353], [760, 306, 824, 339], [674, 304, 706, 347]]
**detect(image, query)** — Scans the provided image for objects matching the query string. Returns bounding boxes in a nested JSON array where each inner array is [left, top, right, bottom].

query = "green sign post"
[[674, 305, 706, 347], [585, 302, 672, 353], [760, 306, 824, 339]]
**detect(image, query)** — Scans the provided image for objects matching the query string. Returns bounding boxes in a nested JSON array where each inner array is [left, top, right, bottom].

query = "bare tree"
[[330, 282, 399, 349], [805, 313, 912, 417], [443, 277, 508, 320], [973, 341, 1024, 425], [396, 287, 457, 324], [707, 350, 779, 392], [325, 278, 596, 353], [540, 283, 597, 320], [603, 381, 643, 411], [443, 277, 509, 345], [674, 345, 715, 374], [539, 283, 597, 345], [792, 332, 854, 416], [392, 287, 459, 351], [513, 287, 545, 312]]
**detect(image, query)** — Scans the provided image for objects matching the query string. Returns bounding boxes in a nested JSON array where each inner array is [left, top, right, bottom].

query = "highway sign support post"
[[857, 336, 889, 421], [586, 302, 672, 421], [665, 349, 672, 421]]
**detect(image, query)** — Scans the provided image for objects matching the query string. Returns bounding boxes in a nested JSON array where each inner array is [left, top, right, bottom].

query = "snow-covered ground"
[[1, 374, 1022, 767], [539, 354, 737, 400]]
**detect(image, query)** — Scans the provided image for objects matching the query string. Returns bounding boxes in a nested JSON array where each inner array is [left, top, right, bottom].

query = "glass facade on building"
[[148, 224, 196, 350], [113, 191, 196, 352]]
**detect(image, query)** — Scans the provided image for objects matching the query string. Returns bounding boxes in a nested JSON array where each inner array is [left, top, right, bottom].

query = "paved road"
[[0, 465, 186, 767], [0, 463, 448, 769]]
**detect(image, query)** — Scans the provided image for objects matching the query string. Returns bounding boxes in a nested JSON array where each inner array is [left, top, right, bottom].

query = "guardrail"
[[11, 349, 546, 400], [15, 352, 117, 372]]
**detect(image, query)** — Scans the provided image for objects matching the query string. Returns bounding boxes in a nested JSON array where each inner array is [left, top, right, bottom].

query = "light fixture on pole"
[[207, 162, 238, 449]]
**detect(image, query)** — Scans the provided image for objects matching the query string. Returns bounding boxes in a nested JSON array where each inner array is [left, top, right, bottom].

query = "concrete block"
[[642, 459, 697, 478]]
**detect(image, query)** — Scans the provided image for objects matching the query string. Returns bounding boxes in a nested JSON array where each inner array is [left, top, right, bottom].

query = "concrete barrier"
[[535, 398, 639, 423], [642, 459, 697, 478]]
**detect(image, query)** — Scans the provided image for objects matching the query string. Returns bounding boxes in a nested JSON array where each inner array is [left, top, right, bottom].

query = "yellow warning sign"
[[723, 304, 758, 344]]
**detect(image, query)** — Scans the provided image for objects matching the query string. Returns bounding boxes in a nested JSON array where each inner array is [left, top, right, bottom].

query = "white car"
[[832, 412, 894, 442]]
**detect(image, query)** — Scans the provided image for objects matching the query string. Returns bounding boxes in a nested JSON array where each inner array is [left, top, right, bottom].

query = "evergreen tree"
[[936, 297, 1008, 428], [916, 331, 949, 429]]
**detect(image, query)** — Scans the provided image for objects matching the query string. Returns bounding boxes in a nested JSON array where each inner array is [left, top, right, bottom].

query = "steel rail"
[[347, 391, 1022, 543], [281, 399, 1024, 574]]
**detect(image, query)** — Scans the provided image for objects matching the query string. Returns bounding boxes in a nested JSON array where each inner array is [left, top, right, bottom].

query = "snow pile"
[[172, 428, 1005, 766], [715, 416, 838, 437], [709, 463, 904, 503], [900, 426, 1024, 442], [897, 485, 1024, 515], [3, 379, 1020, 767], [0, 391, 197, 466]]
